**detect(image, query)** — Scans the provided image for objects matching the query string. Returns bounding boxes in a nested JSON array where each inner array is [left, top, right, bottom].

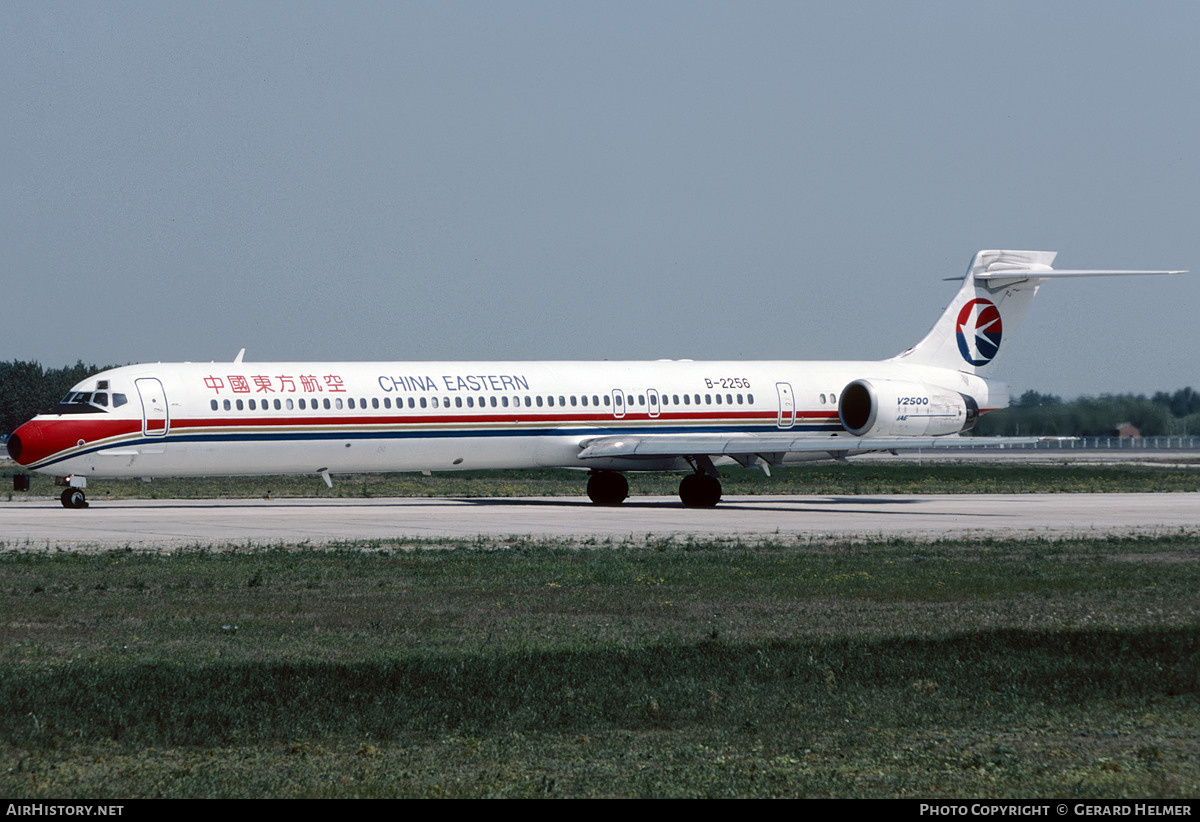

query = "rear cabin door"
[[775, 381, 796, 430]]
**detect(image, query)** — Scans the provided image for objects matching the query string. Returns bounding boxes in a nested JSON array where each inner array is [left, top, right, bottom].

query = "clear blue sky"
[[3, 1, 1196, 398]]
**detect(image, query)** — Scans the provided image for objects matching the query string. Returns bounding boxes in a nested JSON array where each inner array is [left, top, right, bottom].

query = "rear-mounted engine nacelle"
[[838, 379, 979, 437]]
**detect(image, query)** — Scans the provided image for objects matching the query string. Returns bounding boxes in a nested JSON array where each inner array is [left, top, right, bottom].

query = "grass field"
[[2, 533, 1197, 798], [5, 459, 1200, 501]]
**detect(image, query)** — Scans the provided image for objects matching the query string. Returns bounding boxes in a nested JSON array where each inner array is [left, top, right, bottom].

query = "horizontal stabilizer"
[[897, 250, 1185, 374], [976, 269, 1184, 280]]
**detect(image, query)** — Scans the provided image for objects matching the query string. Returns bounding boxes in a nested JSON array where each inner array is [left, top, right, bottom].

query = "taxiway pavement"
[[1, 493, 1196, 550]]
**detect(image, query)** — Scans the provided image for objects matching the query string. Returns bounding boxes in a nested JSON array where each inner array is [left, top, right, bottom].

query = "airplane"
[[6, 249, 1183, 509]]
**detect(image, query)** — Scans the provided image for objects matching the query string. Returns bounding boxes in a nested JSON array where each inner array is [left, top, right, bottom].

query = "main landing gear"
[[586, 471, 629, 505], [586, 469, 723, 508], [678, 472, 722, 508], [60, 488, 88, 509]]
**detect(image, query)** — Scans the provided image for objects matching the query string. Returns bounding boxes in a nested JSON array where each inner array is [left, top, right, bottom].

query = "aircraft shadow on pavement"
[[60, 495, 1008, 519]]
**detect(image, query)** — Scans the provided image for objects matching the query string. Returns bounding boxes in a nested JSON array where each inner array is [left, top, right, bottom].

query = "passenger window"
[[490, 396, 497, 407], [274, 399, 282, 410], [211, 399, 218, 411], [224, 399, 232, 411], [285, 398, 294, 410], [335, 398, 343, 410], [715, 394, 722, 405], [236, 399, 244, 411], [248, 399, 256, 410]]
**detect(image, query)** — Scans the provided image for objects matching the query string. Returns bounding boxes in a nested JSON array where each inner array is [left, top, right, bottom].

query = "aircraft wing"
[[577, 432, 1057, 462]]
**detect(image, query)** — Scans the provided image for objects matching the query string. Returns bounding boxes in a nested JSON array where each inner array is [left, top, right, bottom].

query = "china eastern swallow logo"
[[956, 298, 1003, 366]]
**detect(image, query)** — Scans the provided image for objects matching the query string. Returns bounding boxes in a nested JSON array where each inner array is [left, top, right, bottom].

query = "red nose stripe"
[[8, 419, 139, 467]]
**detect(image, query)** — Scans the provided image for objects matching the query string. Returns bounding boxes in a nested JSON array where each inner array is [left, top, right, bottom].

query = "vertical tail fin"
[[891, 250, 1183, 374]]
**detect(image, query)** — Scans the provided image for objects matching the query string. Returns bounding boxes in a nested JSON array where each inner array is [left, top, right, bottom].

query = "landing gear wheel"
[[679, 473, 721, 508], [60, 488, 88, 509], [587, 471, 629, 505]]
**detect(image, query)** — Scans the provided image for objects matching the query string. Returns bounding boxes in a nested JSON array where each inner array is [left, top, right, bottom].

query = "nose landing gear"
[[60, 488, 88, 509]]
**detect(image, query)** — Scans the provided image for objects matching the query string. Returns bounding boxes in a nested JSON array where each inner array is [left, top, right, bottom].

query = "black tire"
[[586, 471, 629, 505], [60, 488, 88, 509], [679, 473, 721, 508]]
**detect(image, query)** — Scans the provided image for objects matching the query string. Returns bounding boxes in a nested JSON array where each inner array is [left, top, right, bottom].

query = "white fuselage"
[[12, 358, 1005, 480]]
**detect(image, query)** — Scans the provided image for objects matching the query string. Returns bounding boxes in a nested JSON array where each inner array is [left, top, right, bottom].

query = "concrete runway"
[[1, 493, 1197, 549]]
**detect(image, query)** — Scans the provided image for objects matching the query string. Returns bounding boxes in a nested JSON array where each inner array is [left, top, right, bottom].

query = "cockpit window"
[[54, 387, 121, 415]]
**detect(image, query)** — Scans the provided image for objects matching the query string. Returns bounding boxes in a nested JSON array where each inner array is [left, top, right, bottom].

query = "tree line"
[[1, 358, 1198, 438], [972, 387, 1200, 437], [1, 360, 119, 436]]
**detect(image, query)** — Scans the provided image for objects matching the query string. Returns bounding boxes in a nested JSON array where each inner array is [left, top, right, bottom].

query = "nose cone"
[[7, 420, 47, 467]]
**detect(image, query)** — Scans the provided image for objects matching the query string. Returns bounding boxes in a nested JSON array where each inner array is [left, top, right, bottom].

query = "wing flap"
[[577, 433, 1057, 460]]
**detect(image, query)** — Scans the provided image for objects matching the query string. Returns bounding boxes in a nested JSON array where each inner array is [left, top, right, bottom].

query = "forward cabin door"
[[136, 378, 169, 437]]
